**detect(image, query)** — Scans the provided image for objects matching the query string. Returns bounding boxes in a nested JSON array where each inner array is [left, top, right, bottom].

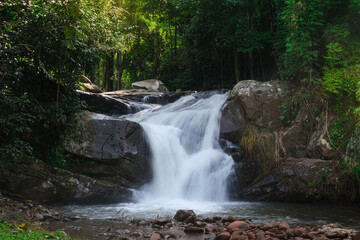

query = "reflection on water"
[[57, 200, 360, 230]]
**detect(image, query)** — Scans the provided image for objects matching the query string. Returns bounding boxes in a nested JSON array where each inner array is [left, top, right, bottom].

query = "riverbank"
[[1, 195, 359, 240]]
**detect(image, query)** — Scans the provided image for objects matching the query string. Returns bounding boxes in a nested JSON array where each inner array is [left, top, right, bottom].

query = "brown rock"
[[184, 226, 204, 233], [227, 221, 250, 232], [295, 227, 308, 237], [325, 232, 338, 238], [336, 232, 348, 238], [153, 218, 171, 226], [276, 222, 290, 230], [228, 216, 238, 222], [160, 231, 182, 239], [195, 221, 207, 227], [205, 224, 216, 233], [286, 228, 295, 237], [246, 232, 256, 240], [174, 209, 195, 222], [150, 233, 162, 240], [261, 223, 275, 231], [256, 231, 266, 240], [215, 232, 231, 240], [232, 235, 249, 240]]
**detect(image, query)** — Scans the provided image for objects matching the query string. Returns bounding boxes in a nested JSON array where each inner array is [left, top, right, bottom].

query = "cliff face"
[[221, 80, 358, 202]]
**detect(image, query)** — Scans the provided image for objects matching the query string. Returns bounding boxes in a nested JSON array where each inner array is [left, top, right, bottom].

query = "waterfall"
[[128, 92, 234, 202]]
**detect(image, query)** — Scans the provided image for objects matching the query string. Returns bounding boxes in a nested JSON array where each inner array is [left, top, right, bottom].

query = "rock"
[[83, 83, 103, 93], [326, 232, 338, 238], [256, 231, 266, 240], [79, 75, 92, 84], [221, 80, 293, 142], [184, 226, 204, 233], [0, 158, 132, 204], [195, 221, 207, 227], [276, 222, 290, 230], [153, 218, 171, 226], [205, 224, 216, 233], [132, 79, 169, 92], [239, 158, 336, 201], [215, 232, 231, 240], [77, 90, 149, 116], [174, 209, 195, 222], [35, 213, 44, 220], [261, 223, 275, 231], [227, 221, 250, 232], [159, 231, 182, 239], [294, 227, 308, 237], [314, 237, 329, 240], [231, 235, 249, 240], [63, 111, 150, 189], [150, 233, 162, 240], [78, 75, 103, 93]]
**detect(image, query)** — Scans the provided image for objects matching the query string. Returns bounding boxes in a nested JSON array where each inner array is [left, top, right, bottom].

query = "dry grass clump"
[[240, 124, 283, 183]]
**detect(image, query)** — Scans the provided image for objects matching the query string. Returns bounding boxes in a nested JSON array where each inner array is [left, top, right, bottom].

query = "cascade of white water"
[[128, 92, 234, 202]]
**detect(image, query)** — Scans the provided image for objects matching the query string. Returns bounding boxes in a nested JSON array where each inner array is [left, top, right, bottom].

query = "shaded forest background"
[[1, 0, 360, 165]]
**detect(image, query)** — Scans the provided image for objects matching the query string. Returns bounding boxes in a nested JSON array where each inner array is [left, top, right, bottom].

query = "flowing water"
[[57, 92, 360, 231], [128, 91, 234, 202]]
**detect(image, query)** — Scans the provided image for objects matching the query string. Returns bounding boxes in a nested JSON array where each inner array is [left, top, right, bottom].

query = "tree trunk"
[[104, 52, 114, 91], [174, 23, 178, 56], [116, 51, 126, 90], [249, 51, 254, 80], [233, 45, 240, 83]]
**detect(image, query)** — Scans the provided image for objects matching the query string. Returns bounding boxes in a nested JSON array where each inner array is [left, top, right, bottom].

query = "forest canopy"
[[0, 0, 360, 163]]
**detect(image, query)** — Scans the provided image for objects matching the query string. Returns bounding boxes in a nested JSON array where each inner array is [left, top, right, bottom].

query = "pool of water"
[[56, 200, 360, 231]]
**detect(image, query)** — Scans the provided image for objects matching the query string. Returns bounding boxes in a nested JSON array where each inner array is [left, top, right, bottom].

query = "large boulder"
[[0, 158, 132, 204], [78, 90, 150, 116], [78, 75, 103, 93], [131, 79, 169, 92], [220, 80, 293, 142], [238, 158, 336, 202], [64, 111, 151, 189]]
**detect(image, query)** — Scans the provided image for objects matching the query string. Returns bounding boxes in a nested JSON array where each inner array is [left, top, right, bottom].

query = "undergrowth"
[[0, 220, 74, 240]]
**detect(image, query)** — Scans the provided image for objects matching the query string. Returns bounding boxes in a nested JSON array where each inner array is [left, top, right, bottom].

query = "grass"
[[240, 124, 281, 183], [0, 220, 74, 240]]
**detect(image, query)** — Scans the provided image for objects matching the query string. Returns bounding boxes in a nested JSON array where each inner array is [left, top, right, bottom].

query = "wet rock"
[[227, 221, 250, 232], [63, 111, 151, 190], [184, 226, 204, 233], [276, 222, 290, 230], [261, 223, 275, 231], [232, 235, 249, 240], [205, 224, 216, 233], [150, 232, 162, 240], [294, 227, 308, 237], [326, 232, 338, 238], [153, 218, 171, 226], [174, 209, 195, 222], [228, 216, 238, 222], [246, 231, 256, 240], [215, 231, 231, 240], [160, 231, 182, 239], [256, 231, 266, 240], [77, 91, 131, 115]]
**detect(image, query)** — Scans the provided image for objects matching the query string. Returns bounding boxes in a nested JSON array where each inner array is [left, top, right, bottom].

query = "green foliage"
[[0, 220, 74, 240]]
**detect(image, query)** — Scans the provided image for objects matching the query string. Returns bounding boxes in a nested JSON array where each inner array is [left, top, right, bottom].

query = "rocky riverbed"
[[1, 195, 359, 240]]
